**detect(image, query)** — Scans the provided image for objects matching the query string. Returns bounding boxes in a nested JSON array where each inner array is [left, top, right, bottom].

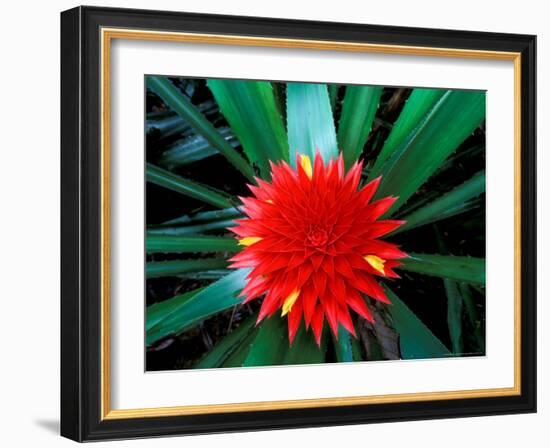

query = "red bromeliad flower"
[[229, 153, 408, 345]]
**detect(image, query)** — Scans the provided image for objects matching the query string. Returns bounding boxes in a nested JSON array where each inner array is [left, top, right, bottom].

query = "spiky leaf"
[[158, 127, 237, 169], [286, 83, 338, 164], [194, 316, 256, 369], [386, 288, 451, 359], [337, 85, 382, 169], [146, 268, 250, 345], [146, 235, 238, 254], [400, 253, 485, 285], [374, 90, 486, 210], [243, 314, 288, 367], [333, 325, 361, 362], [395, 171, 485, 234], [146, 76, 255, 180], [372, 88, 445, 173], [283, 324, 326, 365], [207, 79, 288, 177], [146, 163, 233, 209], [146, 259, 229, 279]]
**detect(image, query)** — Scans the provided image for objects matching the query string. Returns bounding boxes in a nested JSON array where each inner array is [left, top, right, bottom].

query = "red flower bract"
[[229, 153, 407, 345]]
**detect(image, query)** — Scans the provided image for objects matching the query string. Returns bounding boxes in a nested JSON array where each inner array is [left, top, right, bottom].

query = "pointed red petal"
[[288, 300, 303, 344], [320, 293, 339, 336], [345, 290, 375, 323], [311, 306, 324, 345], [338, 305, 356, 336], [354, 273, 390, 303], [357, 176, 381, 204], [302, 286, 318, 328], [360, 220, 406, 238]]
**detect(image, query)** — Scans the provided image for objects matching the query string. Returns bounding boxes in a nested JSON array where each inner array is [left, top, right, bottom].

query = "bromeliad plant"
[[231, 153, 407, 346], [145, 76, 486, 368]]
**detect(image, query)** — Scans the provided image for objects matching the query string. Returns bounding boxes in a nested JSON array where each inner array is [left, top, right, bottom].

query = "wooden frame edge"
[[99, 27, 523, 421]]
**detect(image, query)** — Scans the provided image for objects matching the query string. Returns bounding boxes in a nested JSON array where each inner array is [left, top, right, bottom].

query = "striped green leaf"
[[328, 84, 340, 111], [146, 268, 250, 345], [159, 207, 242, 226], [283, 324, 327, 365], [443, 277, 464, 355], [373, 90, 486, 210], [146, 287, 204, 332], [146, 76, 255, 181], [158, 127, 237, 169], [435, 229, 465, 355], [386, 288, 450, 359], [177, 270, 228, 281], [147, 220, 237, 237], [221, 328, 259, 368], [460, 283, 485, 353], [194, 316, 256, 369], [146, 235, 238, 254], [337, 85, 382, 169], [207, 79, 288, 177], [372, 88, 445, 174], [243, 315, 288, 367], [146, 258, 228, 279], [395, 171, 485, 234], [333, 325, 361, 362], [146, 163, 233, 209], [400, 253, 485, 285], [287, 83, 338, 165]]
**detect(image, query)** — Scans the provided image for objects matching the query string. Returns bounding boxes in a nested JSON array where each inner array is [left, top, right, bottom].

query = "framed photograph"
[[60, 6, 536, 442]]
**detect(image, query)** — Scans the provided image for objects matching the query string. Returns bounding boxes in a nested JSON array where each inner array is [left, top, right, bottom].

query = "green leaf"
[[386, 288, 451, 359], [283, 324, 326, 365], [146, 268, 250, 345], [147, 220, 237, 237], [207, 79, 288, 177], [286, 83, 338, 165], [372, 88, 445, 174], [395, 171, 485, 234], [400, 253, 485, 285], [373, 90, 486, 210], [177, 270, 228, 280], [221, 328, 259, 368], [146, 287, 204, 331], [146, 258, 229, 279], [146, 235, 238, 254], [158, 127, 238, 169], [443, 277, 464, 355], [194, 316, 256, 369], [459, 283, 485, 353], [159, 207, 242, 226], [146, 163, 233, 209], [337, 85, 382, 169], [243, 314, 288, 367], [435, 227, 464, 355], [328, 84, 339, 111], [146, 76, 255, 181], [333, 325, 358, 362]]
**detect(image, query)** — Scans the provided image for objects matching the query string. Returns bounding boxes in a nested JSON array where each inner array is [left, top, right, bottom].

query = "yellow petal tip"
[[238, 236, 262, 247], [299, 154, 313, 179], [281, 289, 300, 316], [364, 255, 386, 275]]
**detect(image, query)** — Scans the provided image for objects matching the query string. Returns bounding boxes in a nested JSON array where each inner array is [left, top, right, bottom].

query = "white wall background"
[[0, 0, 546, 446]]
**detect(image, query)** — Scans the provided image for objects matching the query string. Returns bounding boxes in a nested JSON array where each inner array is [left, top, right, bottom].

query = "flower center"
[[306, 224, 330, 248]]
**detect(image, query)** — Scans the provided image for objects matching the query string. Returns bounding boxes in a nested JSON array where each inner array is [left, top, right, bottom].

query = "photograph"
[[144, 76, 487, 371]]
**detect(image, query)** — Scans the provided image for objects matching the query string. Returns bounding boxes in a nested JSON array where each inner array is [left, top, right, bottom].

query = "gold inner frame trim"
[[100, 27, 522, 420]]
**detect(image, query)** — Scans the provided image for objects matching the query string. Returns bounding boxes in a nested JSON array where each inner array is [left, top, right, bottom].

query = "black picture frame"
[[61, 5, 536, 442]]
